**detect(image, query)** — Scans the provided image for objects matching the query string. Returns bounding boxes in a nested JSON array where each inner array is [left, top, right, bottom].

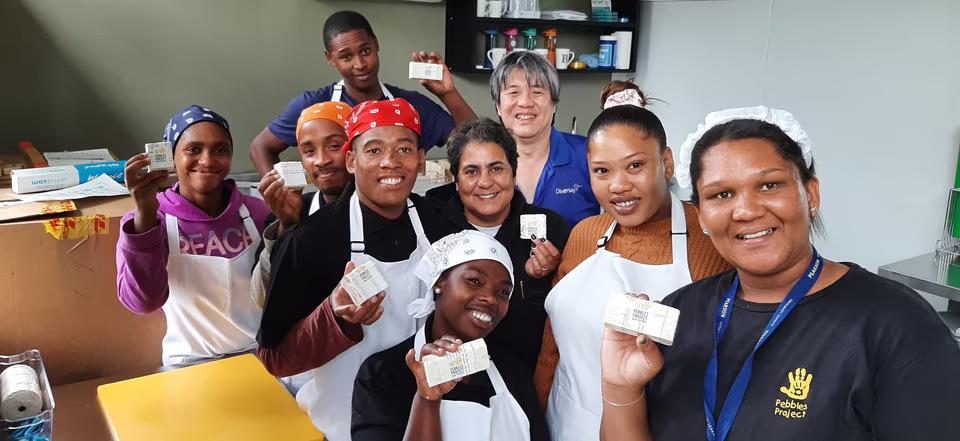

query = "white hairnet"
[[675, 106, 812, 189]]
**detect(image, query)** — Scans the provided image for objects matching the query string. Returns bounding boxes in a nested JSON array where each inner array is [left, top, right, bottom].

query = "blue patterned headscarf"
[[163, 104, 231, 149]]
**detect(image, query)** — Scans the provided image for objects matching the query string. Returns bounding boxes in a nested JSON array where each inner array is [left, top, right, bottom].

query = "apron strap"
[[331, 79, 394, 103], [668, 193, 688, 265], [309, 191, 322, 215], [238, 203, 261, 244], [331, 80, 344, 102], [349, 193, 422, 257], [596, 219, 619, 249], [380, 82, 395, 100], [349, 192, 366, 255], [165, 214, 181, 255], [485, 362, 509, 395], [413, 324, 428, 361]]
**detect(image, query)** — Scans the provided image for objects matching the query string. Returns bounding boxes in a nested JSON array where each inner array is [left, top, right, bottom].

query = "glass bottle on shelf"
[[522, 28, 538, 50], [483, 28, 499, 69], [503, 28, 519, 52], [543, 28, 558, 66]]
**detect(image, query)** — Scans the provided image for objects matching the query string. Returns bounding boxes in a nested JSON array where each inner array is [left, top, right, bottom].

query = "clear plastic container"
[[1, 350, 55, 441]]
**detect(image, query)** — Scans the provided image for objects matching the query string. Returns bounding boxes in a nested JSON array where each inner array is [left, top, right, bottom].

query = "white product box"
[[422, 338, 490, 387], [409, 62, 444, 81], [274, 161, 307, 189], [603, 294, 680, 346], [520, 214, 547, 240], [340, 261, 389, 306], [145, 142, 174, 173]]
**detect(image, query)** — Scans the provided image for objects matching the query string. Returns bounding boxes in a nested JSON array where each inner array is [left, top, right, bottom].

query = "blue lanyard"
[[703, 249, 823, 441]]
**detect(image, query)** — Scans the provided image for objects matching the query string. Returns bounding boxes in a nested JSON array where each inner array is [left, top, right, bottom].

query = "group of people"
[[114, 9, 960, 441]]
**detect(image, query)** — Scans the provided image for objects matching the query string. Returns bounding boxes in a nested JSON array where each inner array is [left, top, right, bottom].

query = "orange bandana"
[[296, 102, 352, 143]]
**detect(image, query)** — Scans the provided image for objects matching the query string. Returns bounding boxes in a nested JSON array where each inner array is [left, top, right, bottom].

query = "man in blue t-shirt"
[[249, 10, 477, 176]]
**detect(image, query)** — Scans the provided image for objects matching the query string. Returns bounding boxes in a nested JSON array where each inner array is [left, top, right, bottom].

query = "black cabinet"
[[444, 0, 642, 74]]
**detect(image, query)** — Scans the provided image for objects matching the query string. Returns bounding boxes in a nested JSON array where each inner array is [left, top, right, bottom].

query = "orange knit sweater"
[[534, 202, 731, 407]]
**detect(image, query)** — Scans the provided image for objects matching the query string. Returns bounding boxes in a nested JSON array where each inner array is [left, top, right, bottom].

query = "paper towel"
[[614, 31, 632, 70]]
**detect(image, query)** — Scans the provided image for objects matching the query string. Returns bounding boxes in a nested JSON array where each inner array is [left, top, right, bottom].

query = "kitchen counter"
[[878, 252, 960, 332]]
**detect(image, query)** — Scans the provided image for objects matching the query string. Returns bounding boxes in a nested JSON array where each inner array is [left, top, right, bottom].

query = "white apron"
[[544, 193, 692, 441], [330, 79, 395, 103], [296, 192, 430, 441], [411, 325, 531, 441], [161, 203, 262, 366]]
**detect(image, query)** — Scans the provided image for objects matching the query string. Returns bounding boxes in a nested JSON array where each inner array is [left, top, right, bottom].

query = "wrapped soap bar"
[[145, 142, 174, 173], [603, 293, 680, 346], [340, 261, 389, 306], [274, 161, 307, 189], [408, 61, 444, 81], [520, 214, 547, 240], [423, 338, 490, 387]]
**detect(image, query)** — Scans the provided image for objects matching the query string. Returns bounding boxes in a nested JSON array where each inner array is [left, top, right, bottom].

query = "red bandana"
[[343, 98, 422, 152]]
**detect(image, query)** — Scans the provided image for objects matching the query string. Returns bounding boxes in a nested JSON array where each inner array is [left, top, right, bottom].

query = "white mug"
[[477, 0, 489, 17], [556, 48, 576, 69], [487, 48, 507, 67], [533, 48, 549, 59], [487, 0, 507, 17]]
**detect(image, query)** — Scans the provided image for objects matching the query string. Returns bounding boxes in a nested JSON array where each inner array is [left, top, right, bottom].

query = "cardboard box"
[[0, 193, 165, 386]]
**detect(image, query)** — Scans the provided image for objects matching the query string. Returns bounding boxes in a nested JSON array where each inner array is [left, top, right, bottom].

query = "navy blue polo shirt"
[[267, 82, 455, 150], [531, 128, 600, 227]]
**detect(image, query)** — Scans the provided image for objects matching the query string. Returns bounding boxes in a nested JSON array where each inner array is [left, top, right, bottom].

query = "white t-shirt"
[[470, 223, 501, 238]]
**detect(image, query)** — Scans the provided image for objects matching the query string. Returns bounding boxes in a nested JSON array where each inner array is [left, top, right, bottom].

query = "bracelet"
[[602, 388, 646, 407]]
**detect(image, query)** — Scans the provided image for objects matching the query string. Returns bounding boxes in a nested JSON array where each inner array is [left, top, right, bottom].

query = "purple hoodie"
[[116, 180, 271, 315]]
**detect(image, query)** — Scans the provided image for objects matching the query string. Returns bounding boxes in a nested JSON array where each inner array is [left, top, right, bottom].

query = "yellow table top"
[[97, 354, 324, 441]]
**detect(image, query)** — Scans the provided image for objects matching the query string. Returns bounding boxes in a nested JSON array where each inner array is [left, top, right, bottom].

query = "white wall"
[[635, 0, 960, 309]]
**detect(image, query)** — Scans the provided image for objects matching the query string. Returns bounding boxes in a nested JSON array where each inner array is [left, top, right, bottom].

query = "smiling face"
[[346, 125, 423, 217], [433, 259, 512, 341], [456, 141, 515, 227], [174, 121, 232, 198], [324, 29, 380, 92], [297, 118, 350, 197], [588, 124, 673, 227], [695, 138, 820, 278], [496, 69, 556, 142]]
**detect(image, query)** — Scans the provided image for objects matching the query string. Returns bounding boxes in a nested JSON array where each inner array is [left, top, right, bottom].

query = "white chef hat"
[[407, 230, 515, 319], [675, 106, 813, 189]]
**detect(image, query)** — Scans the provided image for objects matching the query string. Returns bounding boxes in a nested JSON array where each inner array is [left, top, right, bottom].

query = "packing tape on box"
[[43, 214, 109, 240], [39, 200, 77, 215]]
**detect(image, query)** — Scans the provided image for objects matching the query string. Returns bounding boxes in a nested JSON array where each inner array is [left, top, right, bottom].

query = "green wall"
[[2, 0, 612, 172]]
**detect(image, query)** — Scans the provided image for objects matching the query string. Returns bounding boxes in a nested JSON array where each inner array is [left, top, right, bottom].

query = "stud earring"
[[703, 227, 709, 235], [810, 207, 818, 217], [434, 287, 441, 295]]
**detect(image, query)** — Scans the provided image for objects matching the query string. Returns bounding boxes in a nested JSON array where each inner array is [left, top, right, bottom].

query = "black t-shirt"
[[257, 183, 447, 348], [351, 315, 550, 441], [429, 182, 572, 376], [647, 264, 960, 441]]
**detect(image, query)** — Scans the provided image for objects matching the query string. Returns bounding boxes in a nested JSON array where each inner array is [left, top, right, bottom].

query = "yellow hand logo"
[[779, 368, 812, 400]]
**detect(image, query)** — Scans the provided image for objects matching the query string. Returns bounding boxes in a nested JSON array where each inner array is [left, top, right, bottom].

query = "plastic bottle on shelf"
[[598, 35, 617, 68], [483, 28, 499, 69], [522, 28, 538, 50], [503, 28, 519, 52], [543, 28, 558, 66]]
